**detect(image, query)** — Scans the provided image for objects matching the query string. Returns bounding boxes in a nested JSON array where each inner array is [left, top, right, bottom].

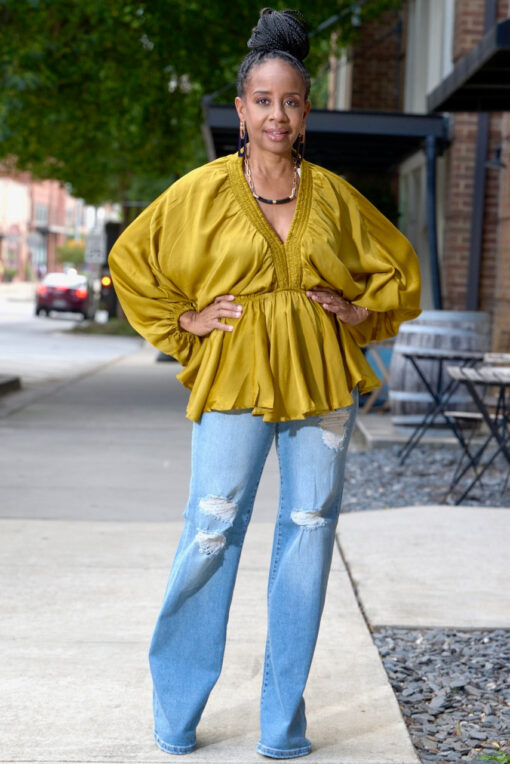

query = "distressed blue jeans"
[[148, 390, 358, 758]]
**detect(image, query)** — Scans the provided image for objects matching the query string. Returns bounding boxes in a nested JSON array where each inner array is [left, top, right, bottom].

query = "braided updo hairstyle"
[[237, 8, 311, 101]]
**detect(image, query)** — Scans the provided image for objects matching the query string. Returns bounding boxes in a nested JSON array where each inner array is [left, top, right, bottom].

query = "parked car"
[[35, 271, 99, 319]]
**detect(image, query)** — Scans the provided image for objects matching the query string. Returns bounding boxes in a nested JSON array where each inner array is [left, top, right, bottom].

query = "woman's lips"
[[265, 130, 289, 142]]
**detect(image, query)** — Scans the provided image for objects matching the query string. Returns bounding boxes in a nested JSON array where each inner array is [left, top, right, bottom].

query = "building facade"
[[329, 0, 510, 351], [0, 169, 90, 280]]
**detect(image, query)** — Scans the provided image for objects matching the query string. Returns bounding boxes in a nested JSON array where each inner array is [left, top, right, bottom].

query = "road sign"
[[85, 227, 107, 265]]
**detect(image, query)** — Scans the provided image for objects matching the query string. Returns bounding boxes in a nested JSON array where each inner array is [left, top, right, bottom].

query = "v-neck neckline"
[[228, 152, 312, 251]]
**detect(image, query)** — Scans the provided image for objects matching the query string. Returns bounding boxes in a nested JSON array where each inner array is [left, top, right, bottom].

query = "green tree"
[[0, 0, 400, 210], [56, 239, 85, 267]]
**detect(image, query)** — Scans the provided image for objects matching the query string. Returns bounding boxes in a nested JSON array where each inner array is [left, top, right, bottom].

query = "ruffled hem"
[[175, 289, 381, 423]]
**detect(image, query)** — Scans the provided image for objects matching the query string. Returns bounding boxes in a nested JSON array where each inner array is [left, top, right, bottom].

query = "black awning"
[[428, 18, 510, 112], [203, 104, 449, 173]]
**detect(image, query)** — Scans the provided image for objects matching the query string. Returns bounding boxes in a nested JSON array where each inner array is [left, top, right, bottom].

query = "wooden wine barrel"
[[389, 311, 491, 425]]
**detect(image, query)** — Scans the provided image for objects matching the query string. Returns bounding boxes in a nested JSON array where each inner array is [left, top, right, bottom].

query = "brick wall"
[[350, 9, 403, 111], [347, 7, 404, 275], [491, 1, 510, 349], [453, 0, 485, 59], [0, 169, 74, 277], [442, 113, 478, 309], [444, 1, 486, 311], [492, 113, 510, 351], [347, 0, 510, 349], [442, 0, 509, 353], [480, 115, 504, 321]]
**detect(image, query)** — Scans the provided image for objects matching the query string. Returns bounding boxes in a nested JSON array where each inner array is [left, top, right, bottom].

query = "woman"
[[108, 7, 421, 759]]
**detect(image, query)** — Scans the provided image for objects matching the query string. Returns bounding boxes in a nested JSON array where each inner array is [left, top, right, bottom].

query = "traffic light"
[[101, 222, 122, 319], [100, 268, 116, 318]]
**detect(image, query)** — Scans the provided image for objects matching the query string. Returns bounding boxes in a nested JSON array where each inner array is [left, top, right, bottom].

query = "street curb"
[[355, 412, 480, 449], [0, 374, 21, 396], [0, 343, 143, 419]]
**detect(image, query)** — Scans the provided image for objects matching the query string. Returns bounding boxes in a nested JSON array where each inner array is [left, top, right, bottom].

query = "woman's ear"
[[234, 96, 245, 123]]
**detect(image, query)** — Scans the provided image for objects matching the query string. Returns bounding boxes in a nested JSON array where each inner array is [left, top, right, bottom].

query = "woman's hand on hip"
[[306, 287, 371, 326], [178, 294, 243, 337]]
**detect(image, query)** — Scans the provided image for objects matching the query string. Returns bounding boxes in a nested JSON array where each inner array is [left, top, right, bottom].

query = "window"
[[404, 0, 454, 113], [34, 203, 49, 226]]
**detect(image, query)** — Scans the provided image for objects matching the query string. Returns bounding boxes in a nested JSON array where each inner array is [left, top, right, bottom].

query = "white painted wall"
[[0, 178, 30, 229], [334, 49, 353, 110], [399, 0, 454, 308], [404, 0, 454, 113]]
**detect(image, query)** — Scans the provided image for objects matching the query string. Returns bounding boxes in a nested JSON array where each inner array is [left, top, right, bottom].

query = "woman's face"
[[235, 58, 311, 159]]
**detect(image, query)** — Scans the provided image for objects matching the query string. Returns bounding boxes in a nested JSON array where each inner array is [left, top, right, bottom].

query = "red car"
[[35, 271, 98, 319]]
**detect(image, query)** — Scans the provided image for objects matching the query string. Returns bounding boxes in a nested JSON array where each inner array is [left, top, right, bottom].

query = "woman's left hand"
[[306, 287, 372, 326]]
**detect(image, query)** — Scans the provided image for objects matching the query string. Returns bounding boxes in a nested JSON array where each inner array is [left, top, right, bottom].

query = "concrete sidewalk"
[[0, 518, 418, 763], [338, 505, 510, 630], [1, 344, 508, 762]]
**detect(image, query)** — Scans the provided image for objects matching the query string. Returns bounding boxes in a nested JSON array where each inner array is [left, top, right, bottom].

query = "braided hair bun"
[[237, 7, 311, 99], [247, 8, 309, 62]]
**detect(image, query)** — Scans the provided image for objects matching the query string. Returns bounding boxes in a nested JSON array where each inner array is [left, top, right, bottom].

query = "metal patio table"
[[446, 365, 510, 504], [397, 347, 484, 464]]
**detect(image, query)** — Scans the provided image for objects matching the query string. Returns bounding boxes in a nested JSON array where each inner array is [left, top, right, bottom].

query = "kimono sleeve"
[[108, 191, 201, 366], [338, 183, 422, 346]]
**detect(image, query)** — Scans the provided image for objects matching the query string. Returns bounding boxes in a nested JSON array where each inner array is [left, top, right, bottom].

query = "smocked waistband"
[[233, 288, 308, 304]]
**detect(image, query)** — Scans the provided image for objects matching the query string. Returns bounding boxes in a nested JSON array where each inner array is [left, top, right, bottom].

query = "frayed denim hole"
[[198, 495, 237, 523], [195, 530, 226, 556], [318, 408, 351, 450], [290, 509, 327, 528]]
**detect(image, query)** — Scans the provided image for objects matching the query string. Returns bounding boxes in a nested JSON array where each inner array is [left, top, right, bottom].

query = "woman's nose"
[[270, 102, 287, 121]]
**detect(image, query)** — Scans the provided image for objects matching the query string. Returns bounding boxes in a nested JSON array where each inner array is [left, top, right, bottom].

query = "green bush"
[[56, 240, 85, 267]]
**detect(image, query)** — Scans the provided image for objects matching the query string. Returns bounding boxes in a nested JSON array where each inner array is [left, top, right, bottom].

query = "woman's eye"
[[255, 98, 299, 106]]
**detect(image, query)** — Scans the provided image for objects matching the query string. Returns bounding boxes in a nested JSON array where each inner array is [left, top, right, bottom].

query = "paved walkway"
[[1, 343, 507, 762], [338, 505, 510, 630], [0, 517, 418, 763]]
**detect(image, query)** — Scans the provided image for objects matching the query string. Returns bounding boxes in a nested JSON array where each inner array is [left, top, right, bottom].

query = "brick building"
[[0, 169, 89, 280], [331, 0, 510, 351]]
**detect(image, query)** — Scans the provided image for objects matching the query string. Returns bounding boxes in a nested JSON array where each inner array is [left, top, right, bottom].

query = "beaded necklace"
[[243, 155, 298, 205]]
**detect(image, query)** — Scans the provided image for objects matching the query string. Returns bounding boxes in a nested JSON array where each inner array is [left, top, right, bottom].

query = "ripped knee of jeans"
[[195, 495, 238, 555], [198, 495, 237, 523], [319, 408, 351, 450], [290, 509, 327, 528], [195, 529, 226, 556]]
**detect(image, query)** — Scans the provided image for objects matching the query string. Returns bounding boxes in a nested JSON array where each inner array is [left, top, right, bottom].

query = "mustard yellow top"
[[108, 151, 421, 423]]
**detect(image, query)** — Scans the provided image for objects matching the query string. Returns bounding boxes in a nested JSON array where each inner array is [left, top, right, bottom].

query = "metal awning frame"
[[427, 17, 510, 113], [202, 102, 450, 171]]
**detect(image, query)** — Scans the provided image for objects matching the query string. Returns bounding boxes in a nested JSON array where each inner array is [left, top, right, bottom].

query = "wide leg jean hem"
[[154, 731, 196, 755], [256, 740, 312, 759]]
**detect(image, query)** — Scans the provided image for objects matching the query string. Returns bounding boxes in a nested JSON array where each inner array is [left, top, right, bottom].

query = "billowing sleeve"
[[108, 190, 201, 366], [337, 181, 422, 346]]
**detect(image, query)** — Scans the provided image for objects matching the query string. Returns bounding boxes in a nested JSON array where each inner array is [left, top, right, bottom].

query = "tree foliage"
[[56, 239, 85, 267], [0, 0, 401, 205]]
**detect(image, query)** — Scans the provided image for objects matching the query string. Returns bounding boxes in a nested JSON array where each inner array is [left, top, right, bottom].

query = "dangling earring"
[[294, 128, 306, 166], [238, 120, 248, 157]]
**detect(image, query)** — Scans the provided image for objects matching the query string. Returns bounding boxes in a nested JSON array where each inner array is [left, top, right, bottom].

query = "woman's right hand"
[[178, 294, 243, 337]]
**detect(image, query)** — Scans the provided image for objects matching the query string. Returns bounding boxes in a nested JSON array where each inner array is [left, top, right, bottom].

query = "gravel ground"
[[373, 628, 510, 763], [343, 442, 510, 510], [342, 441, 510, 763]]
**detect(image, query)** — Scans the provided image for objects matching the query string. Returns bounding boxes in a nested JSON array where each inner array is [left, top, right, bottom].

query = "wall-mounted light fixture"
[[485, 146, 506, 170]]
